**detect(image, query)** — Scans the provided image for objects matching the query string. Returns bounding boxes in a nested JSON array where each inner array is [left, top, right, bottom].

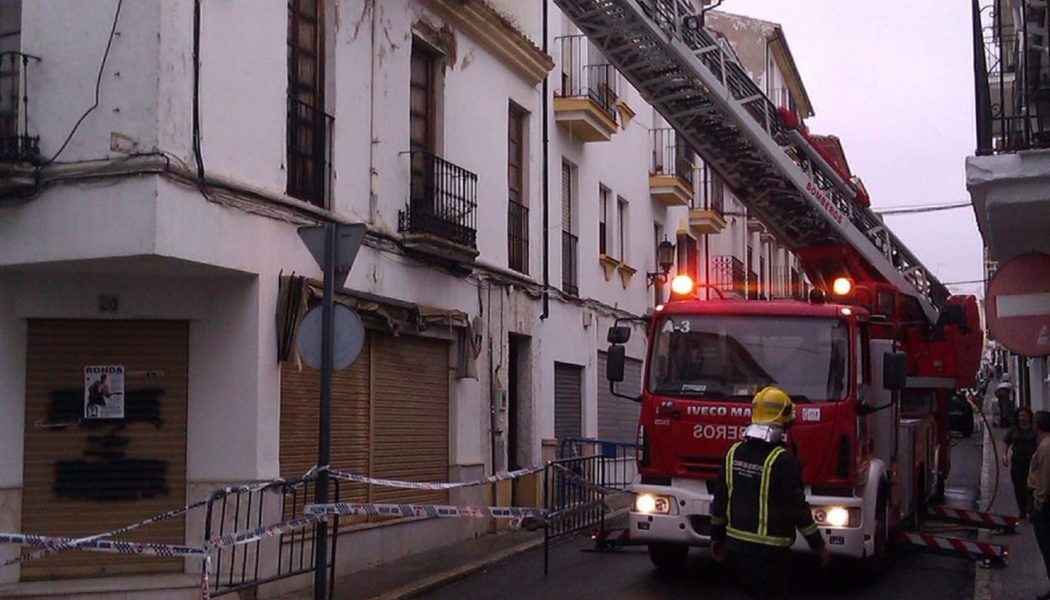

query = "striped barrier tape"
[[325, 465, 545, 490], [306, 502, 547, 520], [2, 466, 321, 567], [208, 514, 325, 549], [897, 531, 1008, 561], [926, 505, 1019, 530], [0, 533, 206, 558]]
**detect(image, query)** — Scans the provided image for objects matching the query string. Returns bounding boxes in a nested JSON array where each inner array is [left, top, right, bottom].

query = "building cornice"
[[422, 0, 553, 86]]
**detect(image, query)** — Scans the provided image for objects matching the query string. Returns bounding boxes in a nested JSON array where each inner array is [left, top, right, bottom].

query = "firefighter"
[[710, 386, 831, 598]]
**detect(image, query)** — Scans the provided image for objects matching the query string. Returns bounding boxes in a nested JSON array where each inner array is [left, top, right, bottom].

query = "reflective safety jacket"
[[710, 438, 825, 550]]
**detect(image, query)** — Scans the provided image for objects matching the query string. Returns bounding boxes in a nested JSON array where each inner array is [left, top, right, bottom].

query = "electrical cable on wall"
[[38, 0, 124, 169]]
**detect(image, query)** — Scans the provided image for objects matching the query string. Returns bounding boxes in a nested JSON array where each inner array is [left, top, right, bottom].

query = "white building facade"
[[0, 0, 813, 596]]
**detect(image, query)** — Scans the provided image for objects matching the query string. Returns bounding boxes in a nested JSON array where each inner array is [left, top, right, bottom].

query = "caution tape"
[[208, 514, 325, 549], [325, 465, 545, 490], [0, 533, 206, 558], [306, 502, 546, 520], [2, 466, 321, 567]]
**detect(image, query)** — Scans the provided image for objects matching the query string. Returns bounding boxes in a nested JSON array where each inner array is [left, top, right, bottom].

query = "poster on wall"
[[84, 365, 125, 420]]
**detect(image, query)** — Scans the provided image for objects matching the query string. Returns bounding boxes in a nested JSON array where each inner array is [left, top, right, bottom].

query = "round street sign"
[[296, 304, 366, 370], [986, 252, 1050, 357]]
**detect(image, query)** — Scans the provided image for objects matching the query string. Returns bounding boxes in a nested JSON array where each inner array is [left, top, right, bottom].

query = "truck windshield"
[[648, 315, 849, 402]]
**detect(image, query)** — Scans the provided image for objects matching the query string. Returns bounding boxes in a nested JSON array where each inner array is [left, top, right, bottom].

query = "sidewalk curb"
[[365, 537, 546, 600]]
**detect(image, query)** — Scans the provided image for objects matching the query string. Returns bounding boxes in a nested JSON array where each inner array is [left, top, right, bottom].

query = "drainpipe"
[[192, 0, 205, 180], [541, 0, 551, 320], [369, 0, 378, 222]]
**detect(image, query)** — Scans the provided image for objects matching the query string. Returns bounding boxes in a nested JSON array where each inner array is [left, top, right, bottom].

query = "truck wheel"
[[648, 543, 688, 574], [860, 484, 890, 581]]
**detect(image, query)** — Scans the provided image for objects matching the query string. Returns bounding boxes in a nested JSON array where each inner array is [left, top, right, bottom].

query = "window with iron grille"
[[508, 103, 529, 274], [598, 186, 610, 256], [561, 160, 578, 296], [617, 197, 628, 262], [287, 0, 331, 208], [0, 1, 37, 163]]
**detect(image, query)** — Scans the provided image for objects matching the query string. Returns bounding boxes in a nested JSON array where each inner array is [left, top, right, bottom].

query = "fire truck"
[[553, 0, 985, 573]]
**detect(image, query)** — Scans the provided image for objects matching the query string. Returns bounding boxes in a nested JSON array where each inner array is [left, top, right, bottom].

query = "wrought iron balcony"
[[974, 0, 1050, 153], [0, 51, 41, 164], [562, 231, 579, 296], [399, 150, 478, 254], [508, 199, 529, 274], [287, 96, 334, 207], [555, 35, 619, 118], [711, 255, 745, 297], [553, 35, 619, 142], [650, 128, 694, 187]]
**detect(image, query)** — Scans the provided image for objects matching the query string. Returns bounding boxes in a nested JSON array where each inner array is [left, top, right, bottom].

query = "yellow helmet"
[[751, 386, 794, 426]]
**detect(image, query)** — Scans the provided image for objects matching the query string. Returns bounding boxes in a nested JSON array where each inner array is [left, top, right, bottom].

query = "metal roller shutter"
[[280, 334, 371, 517], [554, 362, 583, 441], [22, 320, 188, 580], [597, 352, 643, 443], [371, 332, 450, 506]]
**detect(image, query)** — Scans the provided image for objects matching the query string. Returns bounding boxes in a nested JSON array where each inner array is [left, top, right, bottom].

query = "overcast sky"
[[721, 0, 985, 297]]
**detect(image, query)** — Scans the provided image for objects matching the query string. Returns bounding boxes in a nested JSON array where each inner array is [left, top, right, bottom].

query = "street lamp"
[[647, 239, 676, 288]]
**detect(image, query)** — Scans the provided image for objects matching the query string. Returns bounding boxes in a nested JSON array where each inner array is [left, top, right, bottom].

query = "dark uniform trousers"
[[711, 438, 825, 599]]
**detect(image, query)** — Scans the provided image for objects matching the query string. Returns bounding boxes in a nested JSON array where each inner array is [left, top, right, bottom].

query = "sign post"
[[298, 222, 366, 600]]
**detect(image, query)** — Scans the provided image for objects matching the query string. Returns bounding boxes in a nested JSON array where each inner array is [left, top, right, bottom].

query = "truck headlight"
[[635, 493, 672, 515], [812, 505, 857, 527]]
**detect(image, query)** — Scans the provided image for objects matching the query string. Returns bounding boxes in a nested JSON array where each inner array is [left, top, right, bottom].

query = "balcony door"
[[410, 42, 437, 213], [287, 0, 328, 206]]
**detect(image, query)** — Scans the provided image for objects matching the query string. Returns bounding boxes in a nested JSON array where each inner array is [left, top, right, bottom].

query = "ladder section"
[[553, 0, 946, 320]]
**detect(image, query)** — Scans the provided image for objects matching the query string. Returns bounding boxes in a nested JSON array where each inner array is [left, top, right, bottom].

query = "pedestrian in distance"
[[710, 386, 831, 599], [1004, 407, 1038, 519], [1028, 410, 1050, 600], [996, 377, 1015, 427]]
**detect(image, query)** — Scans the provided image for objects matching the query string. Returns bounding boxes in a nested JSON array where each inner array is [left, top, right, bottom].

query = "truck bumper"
[[628, 483, 872, 559]]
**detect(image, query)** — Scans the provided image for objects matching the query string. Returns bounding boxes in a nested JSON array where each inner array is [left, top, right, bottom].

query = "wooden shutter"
[[597, 352, 642, 443], [554, 362, 582, 441], [561, 161, 572, 233], [22, 320, 188, 580], [372, 332, 450, 506]]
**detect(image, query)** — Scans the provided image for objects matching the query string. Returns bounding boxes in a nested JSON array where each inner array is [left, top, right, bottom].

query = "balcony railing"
[[562, 231, 579, 296], [555, 35, 619, 119], [399, 150, 478, 249], [287, 96, 333, 207], [0, 51, 41, 163], [711, 255, 745, 296], [695, 162, 724, 214], [650, 127, 694, 187], [508, 199, 529, 274], [974, 0, 1050, 153]]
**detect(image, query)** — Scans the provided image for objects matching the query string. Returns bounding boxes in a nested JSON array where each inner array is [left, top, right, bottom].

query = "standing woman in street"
[[1005, 407, 1038, 518]]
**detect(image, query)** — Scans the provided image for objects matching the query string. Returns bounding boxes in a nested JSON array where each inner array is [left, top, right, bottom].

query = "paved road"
[[421, 436, 982, 600]]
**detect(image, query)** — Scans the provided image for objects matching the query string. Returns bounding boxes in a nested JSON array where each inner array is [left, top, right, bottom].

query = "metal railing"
[[650, 127, 694, 187], [399, 150, 478, 249], [695, 161, 724, 214], [554, 34, 619, 119], [508, 199, 529, 274], [287, 96, 333, 207], [0, 51, 40, 163], [557, 437, 639, 490], [974, 0, 1050, 153], [543, 455, 605, 574], [561, 230, 579, 296], [203, 476, 340, 597], [711, 255, 746, 296]]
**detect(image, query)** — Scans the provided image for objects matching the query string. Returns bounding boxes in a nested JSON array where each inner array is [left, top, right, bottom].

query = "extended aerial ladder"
[[552, 0, 948, 324]]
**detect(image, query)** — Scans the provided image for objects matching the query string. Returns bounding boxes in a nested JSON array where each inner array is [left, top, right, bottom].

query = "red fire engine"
[[554, 0, 985, 573]]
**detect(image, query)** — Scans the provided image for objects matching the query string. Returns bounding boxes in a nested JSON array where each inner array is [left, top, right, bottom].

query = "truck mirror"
[[882, 351, 907, 391], [607, 344, 626, 382], [607, 326, 631, 344]]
